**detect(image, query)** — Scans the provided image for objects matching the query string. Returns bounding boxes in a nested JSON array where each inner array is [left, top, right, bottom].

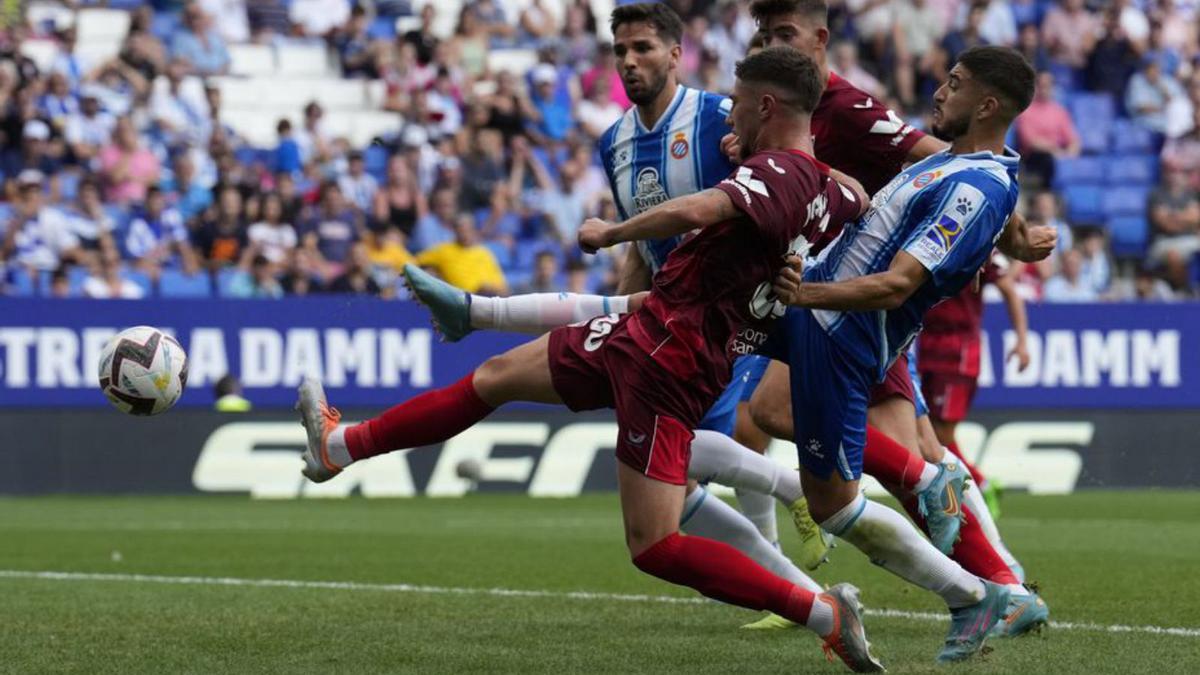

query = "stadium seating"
[[215, 268, 241, 298], [1110, 120, 1160, 155], [159, 270, 213, 298], [1063, 184, 1105, 224], [1104, 155, 1159, 186], [1107, 216, 1150, 258], [1101, 186, 1153, 218], [1053, 156, 1106, 189], [7, 268, 35, 297]]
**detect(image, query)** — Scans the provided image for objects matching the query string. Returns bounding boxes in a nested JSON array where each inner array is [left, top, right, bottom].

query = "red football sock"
[[862, 425, 928, 491], [944, 441, 987, 487], [344, 373, 495, 460], [633, 532, 817, 626], [900, 497, 1018, 586]]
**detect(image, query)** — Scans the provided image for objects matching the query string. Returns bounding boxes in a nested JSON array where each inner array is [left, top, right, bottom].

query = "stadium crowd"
[[0, 0, 1197, 301]]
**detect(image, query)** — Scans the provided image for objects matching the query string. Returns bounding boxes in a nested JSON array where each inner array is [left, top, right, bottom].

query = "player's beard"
[[931, 113, 970, 142], [626, 69, 670, 106]]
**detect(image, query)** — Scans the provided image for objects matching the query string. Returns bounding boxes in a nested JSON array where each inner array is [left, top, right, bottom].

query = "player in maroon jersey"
[[295, 48, 886, 670], [919, 256, 1031, 508]]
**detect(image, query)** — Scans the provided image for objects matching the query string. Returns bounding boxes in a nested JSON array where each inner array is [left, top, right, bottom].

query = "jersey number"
[[749, 282, 786, 321], [583, 313, 621, 352]]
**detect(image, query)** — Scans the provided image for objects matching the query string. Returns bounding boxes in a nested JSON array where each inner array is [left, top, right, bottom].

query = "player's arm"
[[828, 168, 870, 215], [907, 135, 948, 163], [996, 212, 1057, 262], [773, 250, 930, 311], [578, 188, 737, 254], [993, 267, 1031, 371], [616, 243, 652, 294]]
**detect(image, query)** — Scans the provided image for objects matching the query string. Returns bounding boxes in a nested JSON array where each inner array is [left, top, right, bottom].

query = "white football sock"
[[822, 494, 986, 609], [681, 487, 822, 595], [468, 293, 630, 333], [735, 489, 780, 544], [806, 596, 836, 636], [314, 426, 354, 468], [912, 462, 941, 492], [688, 430, 804, 504], [961, 479, 1024, 579]]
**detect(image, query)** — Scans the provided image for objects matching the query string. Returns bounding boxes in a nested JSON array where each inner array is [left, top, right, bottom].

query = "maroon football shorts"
[[867, 353, 916, 407], [920, 371, 979, 423], [546, 313, 702, 486]]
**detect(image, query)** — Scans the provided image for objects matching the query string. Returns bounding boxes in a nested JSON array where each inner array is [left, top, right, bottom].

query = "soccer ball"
[[97, 326, 189, 416]]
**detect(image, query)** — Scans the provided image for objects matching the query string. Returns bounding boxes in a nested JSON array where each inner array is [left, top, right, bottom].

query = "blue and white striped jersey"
[[806, 148, 1021, 379], [598, 85, 735, 274]]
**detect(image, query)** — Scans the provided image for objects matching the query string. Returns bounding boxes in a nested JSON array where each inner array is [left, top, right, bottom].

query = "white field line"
[[2, 569, 1198, 639]]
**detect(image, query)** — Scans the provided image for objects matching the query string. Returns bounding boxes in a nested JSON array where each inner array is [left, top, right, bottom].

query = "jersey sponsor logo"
[[926, 213, 965, 251], [670, 133, 689, 160], [633, 167, 669, 213], [767, 158, 787, 174], [721, 166, 770, 206], [583, 313, 621, 352], [912, 170, 942, 188], [625, 430, 646, 446], [868, 109, 906, 135]]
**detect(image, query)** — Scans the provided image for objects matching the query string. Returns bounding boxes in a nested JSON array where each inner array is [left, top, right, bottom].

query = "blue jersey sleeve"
[[901, 173, 1009, 294], [596, 122, 628, 220], [695, 93, 737, 190]]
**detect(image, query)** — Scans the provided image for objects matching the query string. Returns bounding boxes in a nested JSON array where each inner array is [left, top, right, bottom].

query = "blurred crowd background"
[[0, 0, 1197, 303]]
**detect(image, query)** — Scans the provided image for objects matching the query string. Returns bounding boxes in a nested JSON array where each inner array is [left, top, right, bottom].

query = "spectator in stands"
[[460, 129, 508, 212], [416, 213, 508, 295], [451, 7, 490, 81], [974, 0, 1017, 47], [328, 245, 384, 295], [402, 5, 439, 67], [1086, 8, 1139, 101], [99, 116, 161, 205], [1015, 23, 1051, 74], [125, 186, 198, 278], [1041, 0, 1100, 69], [1126, 58, 1190, 136], [1, 171, 81, 274], [272, 119, 303, 176], [151, 58, 210, 149], [1148, 166, 1200, 291], [471, 0, 517, 47], [171, 3, 231, 77], [301, 181, 362, 280], [51, 27, 91, 91], [1117, 265, 1179, 301], [337, 5, 377, 79], [246, 191, 297, 266], [556, 4, 600, 68], [1143, 23, 1182, 78], [363, 225, 414, 276], [831, 42, 885, 101], [82, 251, 144, 299], [3, 120, 61, 183], [161, 153, 213, 223], [1077, 229, 1112, 295], [1162, 107, 1200, 190], [940, 4, 988, 66], [213, 374, 252, 412], [294, 102, 331, 165], [200, 0, 251, 45], [892, 0, 945, 109], [483, 71, 536, 145], [38, 73, 77, 133], [537, 157, 587, 244], [1029, 189, 1075, 257], [338, 151, 378, 214], [65, 90, 116, 165], [229, 253, 284, 298], [119, 6, 168, 82], [289, 0, 350, 39], [528, 64, 574, 146], [517, 250, 561, 293], [581, 45, 630, 110], [565, 257, 589, 294], [193, 184, 248, 270], [426, 68, 465, 138], [1044, 248, 1100, 301], [48, 266, 72, 298], [68, 178, 118, 261], [1115, 0, 1150, 50], [1016, 71, 1081, 187], [477, 184, 522, 250], [576, 75, 625, 139], [411, 187, 457, 252], [372, 155, 425, 239], [520, 0, 559, 44]]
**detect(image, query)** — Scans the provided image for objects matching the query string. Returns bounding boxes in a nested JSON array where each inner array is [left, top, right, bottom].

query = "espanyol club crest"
[[670, 132, 689, 160], [912, 170, 942, 188]]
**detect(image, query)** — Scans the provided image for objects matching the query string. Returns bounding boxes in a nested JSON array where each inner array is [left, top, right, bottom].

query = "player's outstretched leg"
[[404, 263, 639, 342], [298, 334, 561, 481], [618, 463, 883, 672]]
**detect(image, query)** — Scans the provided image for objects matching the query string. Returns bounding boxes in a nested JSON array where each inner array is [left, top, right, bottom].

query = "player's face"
[[757, 14, 827, 61], [726, 81, 760, 162], [612, 22, 679, 106], [930, 64, 980, 141]]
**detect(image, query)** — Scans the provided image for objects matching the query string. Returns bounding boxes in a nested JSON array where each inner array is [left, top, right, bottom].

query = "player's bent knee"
[[749, 397, 792, 441]]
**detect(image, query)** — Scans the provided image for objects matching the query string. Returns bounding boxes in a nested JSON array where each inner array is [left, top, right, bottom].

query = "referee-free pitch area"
[[1, 492, 1196, 674]]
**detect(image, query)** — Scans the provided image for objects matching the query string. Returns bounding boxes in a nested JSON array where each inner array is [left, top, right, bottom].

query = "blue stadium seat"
[[1105, 155, 1159, 185], [1110, 120, 1160, 155], [1101, 186, 1152, 218], [6, 267, 35, 296], [367, 17, 397, 39], [1052, 156, 1105, 188], [1077, 125, 1110, 155], [159, 269, 212, 298], [513, 242, 562, 271], [484, 240, 513, 269], [123, 268, 153, 297], [215, 267, 241, 298], [1107, 216, 1150, 257], [364, 144, 389, 179], [1062, 184, 1104, 224], [1067, 93, 1115, 154], [67, 266, 88, 295]]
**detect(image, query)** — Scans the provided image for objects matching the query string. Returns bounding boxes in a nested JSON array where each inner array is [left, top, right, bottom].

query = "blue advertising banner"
[[0, 298, 1192, 409], [0, 297, 525, 408]]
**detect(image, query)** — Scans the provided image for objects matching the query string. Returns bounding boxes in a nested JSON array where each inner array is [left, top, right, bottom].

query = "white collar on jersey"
[[634, 84, 688, 135], [933, 145, 1022, 166]]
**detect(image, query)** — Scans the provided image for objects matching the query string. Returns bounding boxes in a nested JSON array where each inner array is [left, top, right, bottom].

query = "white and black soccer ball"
[[97, 326, 189, 416]]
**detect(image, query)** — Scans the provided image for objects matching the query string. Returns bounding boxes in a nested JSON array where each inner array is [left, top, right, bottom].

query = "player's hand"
[[1022, 224, 1058, 262], [578, 218, 616, 254], [771, 255, 805, 305], [1007, 340, 1032, 372], [720, 133, 741, 163]]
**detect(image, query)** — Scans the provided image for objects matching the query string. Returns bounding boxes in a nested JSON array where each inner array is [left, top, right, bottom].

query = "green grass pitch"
[[1, 491, 1197, 674]]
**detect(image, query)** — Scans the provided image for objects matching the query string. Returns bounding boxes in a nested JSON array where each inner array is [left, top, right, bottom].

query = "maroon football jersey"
[[918, 258, 1004, 377], [627, 149, 862, 400], [811, 72, 927, 250]]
